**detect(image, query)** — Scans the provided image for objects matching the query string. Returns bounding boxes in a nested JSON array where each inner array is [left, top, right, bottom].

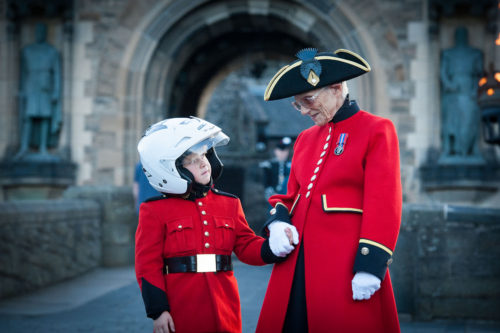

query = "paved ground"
[[0, 258, 499, 333]]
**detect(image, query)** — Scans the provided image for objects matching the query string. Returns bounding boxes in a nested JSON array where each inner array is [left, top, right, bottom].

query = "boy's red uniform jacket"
[[136, 189, 275, 333]]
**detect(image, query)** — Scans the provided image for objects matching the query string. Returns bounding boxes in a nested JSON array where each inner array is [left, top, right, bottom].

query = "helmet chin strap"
[[177, 166, 194, 195], [206, 147, 224, 181]]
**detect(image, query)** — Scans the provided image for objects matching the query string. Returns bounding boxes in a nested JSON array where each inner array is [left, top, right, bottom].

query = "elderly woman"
[[257, 48, 402, 333]]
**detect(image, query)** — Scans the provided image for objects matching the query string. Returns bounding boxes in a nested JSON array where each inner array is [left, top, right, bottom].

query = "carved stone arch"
[[104, 0, 404, 183], [149, 1, 380, 119]]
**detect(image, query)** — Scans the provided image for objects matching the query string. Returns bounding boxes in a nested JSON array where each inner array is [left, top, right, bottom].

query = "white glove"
[[268, 221, 299, 257], [351, 271, 381, 300]]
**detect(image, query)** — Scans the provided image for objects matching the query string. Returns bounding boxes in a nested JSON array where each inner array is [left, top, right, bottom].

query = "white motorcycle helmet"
[[137, 117, 229, 195]]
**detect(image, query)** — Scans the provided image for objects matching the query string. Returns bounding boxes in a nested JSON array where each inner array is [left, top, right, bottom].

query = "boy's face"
[[182, 152, 212, 185]]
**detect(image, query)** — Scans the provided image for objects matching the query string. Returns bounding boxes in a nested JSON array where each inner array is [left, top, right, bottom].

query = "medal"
[[334, 133, 348, 155]]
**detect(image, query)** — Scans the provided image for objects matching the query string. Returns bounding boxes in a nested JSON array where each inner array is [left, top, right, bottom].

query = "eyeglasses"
[[291, 87, 327, 112], [182, 153, 208, 167]]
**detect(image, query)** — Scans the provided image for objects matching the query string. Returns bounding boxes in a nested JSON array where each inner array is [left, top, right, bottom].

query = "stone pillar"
[[58, 15, 74, 160], [1, 4, 21, 162]]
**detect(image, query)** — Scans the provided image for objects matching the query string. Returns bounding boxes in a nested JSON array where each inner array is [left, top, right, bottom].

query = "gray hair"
[[341, 81, 349, 99]]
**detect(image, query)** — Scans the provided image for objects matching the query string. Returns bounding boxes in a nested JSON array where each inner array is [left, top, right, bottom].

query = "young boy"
[[135, 117, 298, 333]]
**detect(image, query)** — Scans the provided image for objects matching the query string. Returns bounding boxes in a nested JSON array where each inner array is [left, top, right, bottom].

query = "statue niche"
[[15, 23, 62, 160], [439, 26, 484, 164], [0, 22, 75, 200]]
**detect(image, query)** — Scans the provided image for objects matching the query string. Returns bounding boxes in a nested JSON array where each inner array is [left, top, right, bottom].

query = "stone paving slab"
[[0, 266, 136, 316], [0, 259, 499, 333]]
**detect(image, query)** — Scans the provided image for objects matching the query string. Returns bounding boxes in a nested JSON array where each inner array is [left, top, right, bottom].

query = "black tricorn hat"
[[264, 48, 371, 101]]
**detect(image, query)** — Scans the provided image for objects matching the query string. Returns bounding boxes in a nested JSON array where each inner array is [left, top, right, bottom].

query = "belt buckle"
[[196, 254, 216, 273]]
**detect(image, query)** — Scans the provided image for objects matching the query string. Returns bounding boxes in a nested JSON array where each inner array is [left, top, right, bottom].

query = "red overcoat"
[[256, 108, 402, 333], [135, 189, 271, 333]]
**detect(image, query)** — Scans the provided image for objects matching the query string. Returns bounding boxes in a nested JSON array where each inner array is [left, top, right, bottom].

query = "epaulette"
[[211, 188, 238, 199], [145, 194, 171, 202]]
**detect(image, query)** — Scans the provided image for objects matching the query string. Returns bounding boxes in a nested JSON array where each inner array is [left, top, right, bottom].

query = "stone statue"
[[439, 26, 484, 163], [15, 23, 62, 159]]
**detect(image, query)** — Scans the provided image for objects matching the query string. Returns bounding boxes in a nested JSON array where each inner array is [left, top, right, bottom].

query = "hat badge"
[[297, 48, 322, 87], [308, 70, 320, 86]]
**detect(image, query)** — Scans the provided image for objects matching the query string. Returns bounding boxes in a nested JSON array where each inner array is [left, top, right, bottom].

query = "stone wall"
[[1, 187, 498, 321], [63, 185, 137, 267], [392, 204, 500, 321], [0, 199, 101, 299]]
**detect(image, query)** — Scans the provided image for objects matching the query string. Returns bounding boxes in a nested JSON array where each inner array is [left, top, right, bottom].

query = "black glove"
[[260, 204, 291, 237]]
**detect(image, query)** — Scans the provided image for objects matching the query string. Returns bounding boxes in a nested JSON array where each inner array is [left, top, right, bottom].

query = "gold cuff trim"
[[274, 202, 289, 214], [290, 194, 301, 216], [322, 195, 363, 213], [359, 239, 393, 256]]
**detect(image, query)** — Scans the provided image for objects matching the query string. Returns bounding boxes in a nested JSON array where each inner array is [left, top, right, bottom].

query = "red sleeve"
[[232, 198, 268, 266], [354, 118, 402, 280], [135, 203, 170, 318]]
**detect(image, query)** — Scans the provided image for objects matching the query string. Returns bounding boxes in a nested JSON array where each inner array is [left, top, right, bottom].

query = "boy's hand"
[[154, 311, 175, 333], [284, 227, 295, 245]]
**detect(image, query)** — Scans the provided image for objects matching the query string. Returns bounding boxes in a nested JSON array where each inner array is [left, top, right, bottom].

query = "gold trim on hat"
[[334, 49, 372, 71], [316, 55, 371, 72], [263, 49, 370, 101], [264, 62, 301, 101]]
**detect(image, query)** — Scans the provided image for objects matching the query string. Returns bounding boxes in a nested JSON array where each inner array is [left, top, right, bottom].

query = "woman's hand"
[[351, 271, 381, 300], [153, 311, 175, 333]]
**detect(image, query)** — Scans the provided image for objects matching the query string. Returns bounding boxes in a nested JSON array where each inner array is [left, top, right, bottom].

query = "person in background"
[[133, 160, 160, 215], [260, 137, 293, 200], [135, 117, 299, 333], [256, 48, 402, 333]]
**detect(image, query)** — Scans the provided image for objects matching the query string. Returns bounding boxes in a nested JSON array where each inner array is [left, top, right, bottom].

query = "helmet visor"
[[176, 132, 229, 166], [189, 133, 229, 154]]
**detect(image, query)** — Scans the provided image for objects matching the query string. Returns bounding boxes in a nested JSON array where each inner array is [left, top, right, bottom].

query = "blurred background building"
[[0, 0, 499, 323]]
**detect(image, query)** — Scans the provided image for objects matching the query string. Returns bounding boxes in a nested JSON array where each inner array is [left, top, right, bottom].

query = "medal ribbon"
[[336, 133, 348, 148]]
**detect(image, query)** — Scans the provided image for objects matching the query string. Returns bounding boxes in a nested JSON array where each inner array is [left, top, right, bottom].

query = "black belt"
[[164, 254, 232, 274]]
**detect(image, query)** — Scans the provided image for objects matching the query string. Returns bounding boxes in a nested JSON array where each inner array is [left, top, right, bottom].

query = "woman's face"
[[182, 152, 212, 185], [293, 83, 343, 126]]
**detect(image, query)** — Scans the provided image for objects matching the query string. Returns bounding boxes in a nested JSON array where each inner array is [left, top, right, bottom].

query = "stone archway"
[[141, 1, 380, 121], [97, 0, 402, 184]]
